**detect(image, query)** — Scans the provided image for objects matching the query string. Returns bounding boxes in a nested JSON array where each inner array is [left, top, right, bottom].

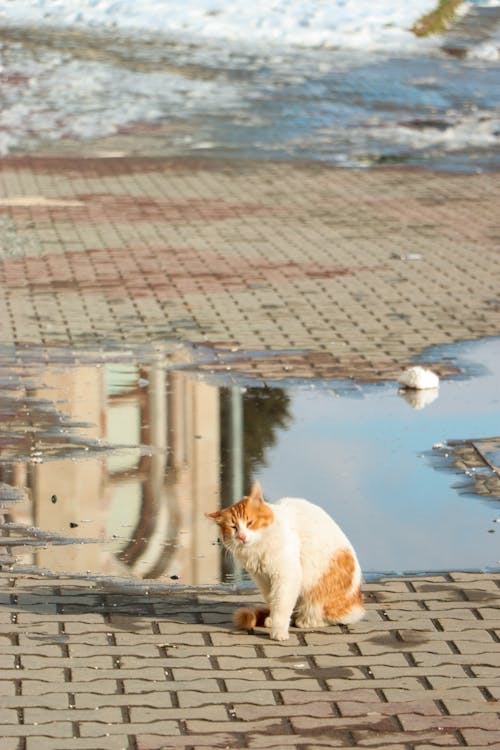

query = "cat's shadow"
[[2, 581, 360, 640], [0, 580, 256, 634]]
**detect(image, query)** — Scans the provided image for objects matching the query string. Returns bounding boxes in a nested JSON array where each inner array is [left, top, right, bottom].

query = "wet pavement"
[[0, 155, 499, 746]]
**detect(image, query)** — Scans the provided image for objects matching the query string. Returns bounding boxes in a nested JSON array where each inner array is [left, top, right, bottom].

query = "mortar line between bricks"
[[10, 591, 24, 736], [391, 632, 431, 692], [201, 629, 228, 693], [255, 642, 294, 736], [348, 632, 388, 704], [105, 609, 138, 750], [152, 618, 183, 719], [471, 607, 484, 620], [479, 685, 496, 703], [456, 587, 470, 602], [435, 699, 451, 717], [461, 660, 498, 708], [487, 628, 500, 643], [57, 591, 81, 740], [200, 627, 250, 745], [455, 728, 468, 747]]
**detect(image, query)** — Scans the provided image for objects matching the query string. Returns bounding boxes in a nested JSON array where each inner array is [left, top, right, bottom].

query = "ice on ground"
[[0, 0, 462, 51], [0, 1, 497, 164]]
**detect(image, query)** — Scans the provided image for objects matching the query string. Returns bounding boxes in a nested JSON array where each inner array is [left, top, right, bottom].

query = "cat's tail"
[[233, 606, 270, 630]]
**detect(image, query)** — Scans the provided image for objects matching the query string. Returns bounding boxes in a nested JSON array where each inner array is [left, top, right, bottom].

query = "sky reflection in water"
[[255, 338, 500, 576]]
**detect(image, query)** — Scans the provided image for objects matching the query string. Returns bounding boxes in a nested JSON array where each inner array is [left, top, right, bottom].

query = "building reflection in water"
[[0, 358, 290, 586]]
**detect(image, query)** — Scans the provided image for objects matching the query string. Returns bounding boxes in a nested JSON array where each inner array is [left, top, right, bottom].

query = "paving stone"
[[137, 733, 240, 748], [79, 721, 179, 737], [177, 689, 277, 708], [185, 718, 287, 734], [235, 701, 335, 721], [2, 667, 66, 682], [0, 708, 19, 723], [1, 741, 21, 750], [25, 737, 130, 750], [21, 679, 120, 695], [70, 666, 167, 682], [281, 687, 381, 705], [0, 693, 69, 709], [399, 712, 500, 732], [129, 705, 227, 722], [337, 699, 441, 718], [461, 727, 500, 746], [1, 722, 74, 737], [24, 706, 123, 724], [21, 655, 115, 669], [247, 732, 347, 747]]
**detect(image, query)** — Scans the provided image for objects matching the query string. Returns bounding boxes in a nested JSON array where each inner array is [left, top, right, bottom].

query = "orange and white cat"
[[207, 481, 364, 641]]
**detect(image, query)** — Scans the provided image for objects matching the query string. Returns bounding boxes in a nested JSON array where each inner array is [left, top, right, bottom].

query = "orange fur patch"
[[309, 547, 364, 621], [233, 607, 270, 630]]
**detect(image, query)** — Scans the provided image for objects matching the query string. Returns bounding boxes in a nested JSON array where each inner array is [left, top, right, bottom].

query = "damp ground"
[[0, 336, 499, 589]]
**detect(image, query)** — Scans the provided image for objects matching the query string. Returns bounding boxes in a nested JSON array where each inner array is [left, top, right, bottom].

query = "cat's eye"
[[247, 520, 253, 527]]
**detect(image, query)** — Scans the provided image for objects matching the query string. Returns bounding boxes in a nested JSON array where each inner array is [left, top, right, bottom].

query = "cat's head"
[[207, 481, 274, 550]]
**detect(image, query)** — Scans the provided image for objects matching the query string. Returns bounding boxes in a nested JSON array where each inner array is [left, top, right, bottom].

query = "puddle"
[[0, 338, 499, 587]]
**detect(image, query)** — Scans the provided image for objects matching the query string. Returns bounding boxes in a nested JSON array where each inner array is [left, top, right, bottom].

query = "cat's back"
[[274, 496, 351, 551]]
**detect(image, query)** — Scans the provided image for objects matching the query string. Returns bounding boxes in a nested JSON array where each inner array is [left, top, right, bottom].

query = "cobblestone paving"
[[0, 156, 499, 380], [1, 571, 499, 749]]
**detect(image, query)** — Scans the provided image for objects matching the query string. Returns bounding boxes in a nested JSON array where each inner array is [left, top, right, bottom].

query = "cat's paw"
[[270, 627, 289, 641], [263, 616, 272, 628], [295, 617, 325, 629]]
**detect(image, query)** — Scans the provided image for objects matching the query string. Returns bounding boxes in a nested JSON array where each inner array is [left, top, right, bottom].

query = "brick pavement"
[[0, 156, 499, 380], [0, 156, 500, 747], [1, 571, 499, 749]]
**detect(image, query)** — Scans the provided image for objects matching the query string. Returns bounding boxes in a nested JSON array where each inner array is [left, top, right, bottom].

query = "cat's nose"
[[237, 532, 247, 543]]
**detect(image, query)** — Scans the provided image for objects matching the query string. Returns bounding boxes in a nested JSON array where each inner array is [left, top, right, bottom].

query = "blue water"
[[254, 338, 500, 577]]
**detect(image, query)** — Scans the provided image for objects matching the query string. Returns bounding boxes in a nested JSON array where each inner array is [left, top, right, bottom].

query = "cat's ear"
[[206, 511, 222, 522], [249, 480, 264, 505]]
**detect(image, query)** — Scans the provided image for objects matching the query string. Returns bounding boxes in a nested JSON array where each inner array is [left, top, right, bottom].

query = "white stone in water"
[[397, 366, 439, 390]]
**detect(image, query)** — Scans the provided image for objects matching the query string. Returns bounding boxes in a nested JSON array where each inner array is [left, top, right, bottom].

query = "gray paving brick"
[[247, 733, 347, 748], [2, 667, 66, 682], [123, 677, 220, 693], [0, 693, 69, 709], [136, 733, 240, 748], [177, 689, 277, 708], [1, 722, 74, 737], [25, 738, 130, 750], [0, 708, 19, 723], [79, 720, 179, 738], [24, 706, 123, 724], [21, 679, 119, 695], [74, 686, 175, 711], [1, 741, 22, 750], [128, 705, 227, 722]]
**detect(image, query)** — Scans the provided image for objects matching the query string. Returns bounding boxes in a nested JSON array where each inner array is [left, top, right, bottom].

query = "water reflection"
[[0, 358, 292, 585], [0, 363, 221, 584], [0, 338, 499, 585]]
